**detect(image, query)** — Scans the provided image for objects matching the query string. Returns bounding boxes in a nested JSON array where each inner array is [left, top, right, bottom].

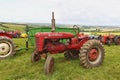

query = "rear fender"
[[78, 38, 90, 49], [67, 37, 90, 50]]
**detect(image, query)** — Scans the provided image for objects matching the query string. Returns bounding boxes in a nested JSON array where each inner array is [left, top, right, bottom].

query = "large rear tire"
[[0, 36, 15, 59], [79, 39, 105, 68]]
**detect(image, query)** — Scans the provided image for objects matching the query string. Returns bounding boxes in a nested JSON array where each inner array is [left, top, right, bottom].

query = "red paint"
[[35, 31, 90, 54], [99, 35, 116, 44], [46, 42, 66, 54], [0, 33, 12, 38], [77, 33, 88, 38], [6, 30, 21, 38], [88, 48, 99, 61], [35, 32, 74, 39], [35, 36, 44, 51], [35, 32, 74, 52]]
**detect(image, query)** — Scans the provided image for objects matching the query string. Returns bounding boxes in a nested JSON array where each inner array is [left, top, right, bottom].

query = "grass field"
[[0, 23, 26, 32], [0, 38, 120, 80], [91, 32, 120, 36], [0, 23, 120, 80]]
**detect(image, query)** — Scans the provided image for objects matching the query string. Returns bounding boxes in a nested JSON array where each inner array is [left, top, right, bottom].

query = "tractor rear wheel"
[[114, 36, 120, 45], [0, 36, 15, 59], [79, 39, 105, 68], [64, 50, 79, 59], [44, 56, 54, 74], [31, 51, 41, 63]]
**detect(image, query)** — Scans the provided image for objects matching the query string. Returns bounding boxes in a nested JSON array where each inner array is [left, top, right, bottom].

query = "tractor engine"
[[35, 32, 74, 53], [45, 39, 66, 54]]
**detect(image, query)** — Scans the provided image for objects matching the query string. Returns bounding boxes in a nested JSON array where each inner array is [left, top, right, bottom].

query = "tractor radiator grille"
[[35, 37, 43, 51]]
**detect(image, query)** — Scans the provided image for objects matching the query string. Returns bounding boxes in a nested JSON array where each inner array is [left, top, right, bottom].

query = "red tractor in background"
[[31, 12, 105, 74], [98, 34, 120, 46], [0, 25, 15, 59], [6, 30, 21, 38], [0, 23, 21, 38]]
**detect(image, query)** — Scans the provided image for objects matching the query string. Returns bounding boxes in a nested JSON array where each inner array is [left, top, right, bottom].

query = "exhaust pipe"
[[51, 12, 56, 32]]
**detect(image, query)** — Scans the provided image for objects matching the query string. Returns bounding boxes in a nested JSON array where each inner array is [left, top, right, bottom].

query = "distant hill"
[[0, 22, 120, 32]]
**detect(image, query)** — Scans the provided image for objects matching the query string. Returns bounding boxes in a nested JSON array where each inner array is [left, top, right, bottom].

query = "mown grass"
[[1, 24, 26, 32], [0, 38, 120, 80]]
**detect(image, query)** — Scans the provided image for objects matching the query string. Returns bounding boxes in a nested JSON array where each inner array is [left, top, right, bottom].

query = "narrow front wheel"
[[44, 56, 54, 74]]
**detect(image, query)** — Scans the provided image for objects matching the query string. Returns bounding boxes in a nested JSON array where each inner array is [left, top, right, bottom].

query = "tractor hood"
[[35, 32, 74, 39]]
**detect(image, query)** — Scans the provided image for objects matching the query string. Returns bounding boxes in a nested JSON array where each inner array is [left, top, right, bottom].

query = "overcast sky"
[[0, 0, 120, 26]]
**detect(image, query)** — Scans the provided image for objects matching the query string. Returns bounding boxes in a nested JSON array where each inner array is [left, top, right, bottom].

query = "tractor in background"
[[98, 34, 120, 46], [0, 23, 21, 38], [31, 12, 105, 74], [6, 30, 21, 38], [0, 24, 15, 59]]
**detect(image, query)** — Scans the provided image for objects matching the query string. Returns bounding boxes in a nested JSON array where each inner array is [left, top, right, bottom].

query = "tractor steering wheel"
[[73, 25, 80, 34]]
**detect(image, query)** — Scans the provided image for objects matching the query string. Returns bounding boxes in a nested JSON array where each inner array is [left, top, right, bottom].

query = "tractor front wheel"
[[79, 39, 105, 68], [0, 36, 15, 59], [31, 51, 41, 63], [44, 56, 54, 74]]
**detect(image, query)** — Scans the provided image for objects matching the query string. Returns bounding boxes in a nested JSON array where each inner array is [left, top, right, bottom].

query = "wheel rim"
[[87, 47, 102, 64], [0, 43, 10, 55], [49, 59, 54, 73], [88, 48, 99, 61]]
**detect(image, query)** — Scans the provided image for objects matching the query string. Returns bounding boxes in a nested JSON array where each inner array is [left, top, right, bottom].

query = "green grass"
[[1, 23, 26, 32], [91, 32, 120, 35], [0, 38, 120, 80]]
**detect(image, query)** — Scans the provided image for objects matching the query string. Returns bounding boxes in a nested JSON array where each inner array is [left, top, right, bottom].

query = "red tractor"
[[31, 12, 105, 74], [98, 34, 120, 46], [7, 30, 21, 38], [0, 31, 15, 59], [0, 23, 21, 38]]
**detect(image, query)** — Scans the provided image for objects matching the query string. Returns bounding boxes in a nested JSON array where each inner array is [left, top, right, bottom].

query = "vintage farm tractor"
[[98, 34, 120, 46], [0, 24, 15, 59], [31, 12, 105, 74]]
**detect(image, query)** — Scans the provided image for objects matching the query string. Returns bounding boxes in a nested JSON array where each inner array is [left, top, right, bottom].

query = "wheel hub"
[[88, 48, 99, 61], [0, 43, 10, 55]]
